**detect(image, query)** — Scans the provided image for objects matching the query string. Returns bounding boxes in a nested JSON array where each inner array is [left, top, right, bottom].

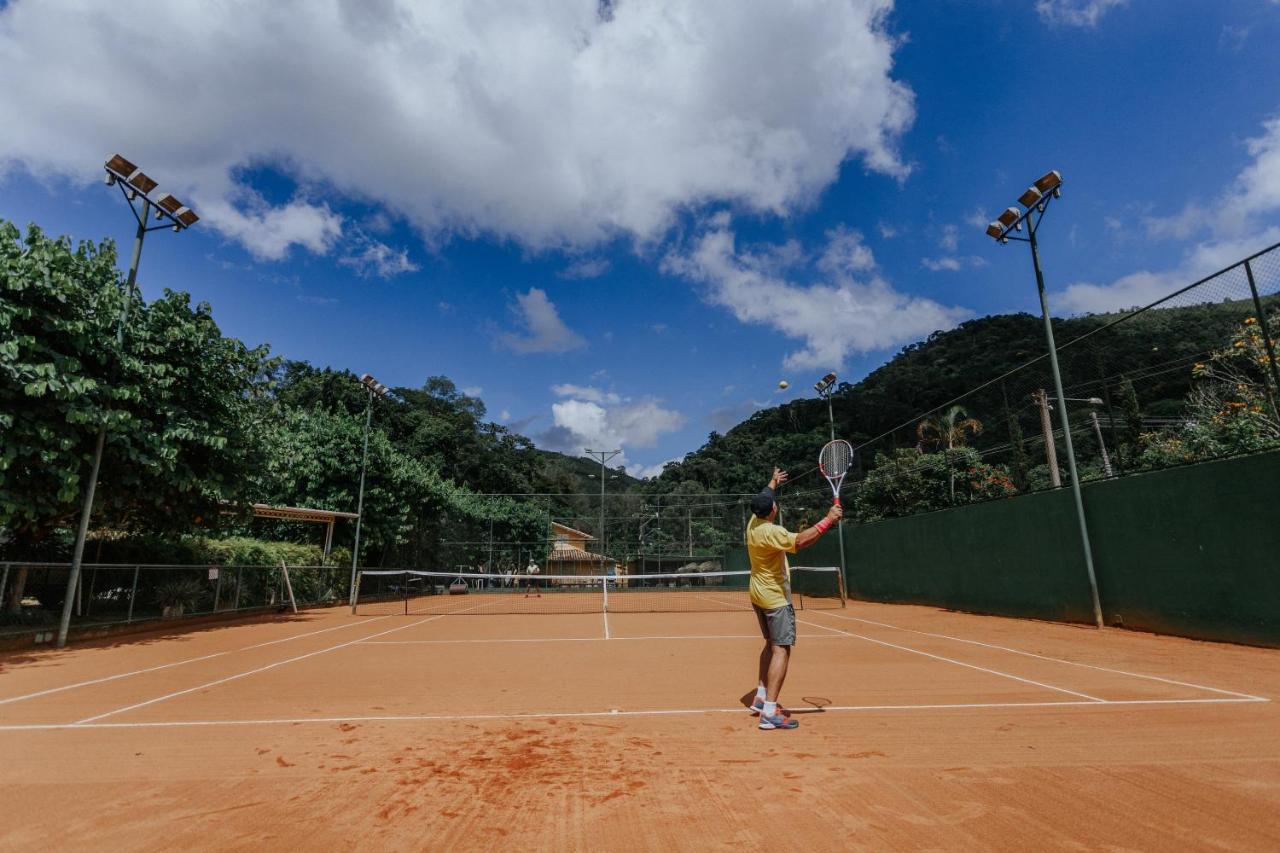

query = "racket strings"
[[819, 439, 853, 478]]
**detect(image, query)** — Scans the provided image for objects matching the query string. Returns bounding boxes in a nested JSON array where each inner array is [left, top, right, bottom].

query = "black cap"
[[750, 487, 776, 518]]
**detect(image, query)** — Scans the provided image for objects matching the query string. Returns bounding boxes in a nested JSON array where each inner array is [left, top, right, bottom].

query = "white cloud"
[[461, 386, 483, 398], [921, 255, 987, 272], [629, 459, 680, 480], [664, 216, 970, 370], [0, 0, 915, 256], [963, 208, 989, 228], [877, 221, 898, 239], [1058, 115, 1280, 313], [939, 224, 959, 252], [551, 384, 621, 405], [817, 226, 876, 276], [338, 235, 420, 278], [199, 195, 344, 262], [1035, 0, 1127, 28], [536, 389, 686, 471], [499, 288, 587, 354]]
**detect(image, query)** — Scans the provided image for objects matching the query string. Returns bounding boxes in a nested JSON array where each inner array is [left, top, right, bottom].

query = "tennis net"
[[352, 567, 842, 616]]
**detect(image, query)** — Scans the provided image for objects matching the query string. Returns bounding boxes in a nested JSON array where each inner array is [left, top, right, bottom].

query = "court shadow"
[[736, 691, 832, 714]]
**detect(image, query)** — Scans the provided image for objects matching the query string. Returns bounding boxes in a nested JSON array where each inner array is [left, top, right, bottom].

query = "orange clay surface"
[[1, 601, 1278, 851]]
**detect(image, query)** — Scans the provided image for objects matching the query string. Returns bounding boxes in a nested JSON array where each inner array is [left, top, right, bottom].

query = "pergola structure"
[[224, 503, 360, 557]]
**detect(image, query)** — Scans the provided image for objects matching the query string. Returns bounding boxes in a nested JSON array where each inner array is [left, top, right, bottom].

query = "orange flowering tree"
[[1138, 312, 1280, 467]]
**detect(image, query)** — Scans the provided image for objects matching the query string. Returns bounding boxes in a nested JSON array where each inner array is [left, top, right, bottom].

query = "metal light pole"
[[585, 448, 620, 568], [57, 156, 200, 648], [349, 373, 389, 609], [986, 171, 1104, 628], [814, 373, 848, 606]]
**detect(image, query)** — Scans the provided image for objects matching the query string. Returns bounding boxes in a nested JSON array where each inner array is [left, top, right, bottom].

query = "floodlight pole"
[[815, 379, 848, 606], [990, 178, 1104, 629], [59, 156, 198, 648], [585, 448, 621, 567], [349, 386, 376, 608]]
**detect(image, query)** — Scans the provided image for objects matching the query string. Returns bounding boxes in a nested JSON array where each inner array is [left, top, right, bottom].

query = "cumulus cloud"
[[536, 386, 686, 472], [1058, 116, 1280, 314], [499, 288, 587, 354], [1035, 0, 1127, 28], [664, 215, 970, 370], [0, 0, 914, 257]]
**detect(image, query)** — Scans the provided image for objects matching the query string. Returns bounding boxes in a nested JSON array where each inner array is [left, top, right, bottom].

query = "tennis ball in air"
[[778, 380, 789, 390]]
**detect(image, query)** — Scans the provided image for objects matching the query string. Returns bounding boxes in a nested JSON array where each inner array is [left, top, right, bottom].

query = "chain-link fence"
[[847, 242, 1280, 523], [0, 562, 349, 639]]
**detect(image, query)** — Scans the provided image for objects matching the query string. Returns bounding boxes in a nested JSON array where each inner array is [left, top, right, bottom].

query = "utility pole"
[[1090, 411, 1114, 478], [1034, 389, 1061, 487]]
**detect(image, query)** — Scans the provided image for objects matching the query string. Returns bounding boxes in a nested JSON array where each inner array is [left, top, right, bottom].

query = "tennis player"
[[525, 558, 541, 598], [746, 467, 841, 730]]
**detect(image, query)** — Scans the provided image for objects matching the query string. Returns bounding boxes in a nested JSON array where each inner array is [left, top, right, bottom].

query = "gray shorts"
[[753, 603, 796, 647]]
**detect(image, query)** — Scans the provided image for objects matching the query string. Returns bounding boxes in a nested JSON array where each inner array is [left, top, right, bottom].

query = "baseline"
[[0, 695, 1265, 732]]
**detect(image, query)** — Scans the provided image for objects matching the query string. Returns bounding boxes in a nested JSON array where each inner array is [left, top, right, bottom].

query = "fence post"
[[1244, 260, 1280, 419], [126, 565, 140, 622], [0, 564, 8, 613]]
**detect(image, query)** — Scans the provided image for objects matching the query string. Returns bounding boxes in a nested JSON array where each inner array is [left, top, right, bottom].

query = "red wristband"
[[813, 518, 831, 535]]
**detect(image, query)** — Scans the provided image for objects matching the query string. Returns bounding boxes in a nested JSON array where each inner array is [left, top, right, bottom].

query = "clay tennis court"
[[2, 600, 1278, 851]]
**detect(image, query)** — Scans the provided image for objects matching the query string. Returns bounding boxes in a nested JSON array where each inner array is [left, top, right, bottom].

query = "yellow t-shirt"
[[746, 515, 797, 610]]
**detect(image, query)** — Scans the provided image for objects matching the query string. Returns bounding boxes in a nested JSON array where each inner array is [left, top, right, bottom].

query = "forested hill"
[[651, 298, 1259, 497]]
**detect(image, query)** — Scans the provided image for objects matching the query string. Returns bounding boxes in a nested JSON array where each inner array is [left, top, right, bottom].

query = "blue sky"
[[3, 0, 1280, 476]]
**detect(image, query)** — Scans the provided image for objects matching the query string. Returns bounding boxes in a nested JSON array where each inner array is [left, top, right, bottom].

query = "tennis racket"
[[818, 439, 854, 507]]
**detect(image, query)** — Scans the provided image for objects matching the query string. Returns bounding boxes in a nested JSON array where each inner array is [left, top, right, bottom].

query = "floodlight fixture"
[[106, 154, 135, 174], [986, 222, 1004, 240], [129, 171, 158, 195], [998, 207, 1021, 228], [155, 192, 182, 214], [1019, 186, 1043, 207], [1034, 170, 1062, 194], [175, 208, 199, 227], [814, 371, 837, 395]]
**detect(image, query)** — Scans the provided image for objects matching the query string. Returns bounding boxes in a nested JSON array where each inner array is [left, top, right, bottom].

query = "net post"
[[403, 572, 409, 616], [351, 571, 363, 615], [280, 560, 298, 614], [125, 565, 139, 622]]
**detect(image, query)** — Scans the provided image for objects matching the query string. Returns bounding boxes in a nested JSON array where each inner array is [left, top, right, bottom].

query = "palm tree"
[[916, 405, 984, 502]]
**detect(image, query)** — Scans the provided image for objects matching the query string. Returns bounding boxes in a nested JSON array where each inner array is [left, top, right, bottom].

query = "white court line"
[[603, 608, 610, 640], [794, 616, 1106, 702], [692, 592, 1105, 703], [0, 695, 1265, 732], [359, 634, 849, 645], [72, 609, 469, 725], [0, 615, 389, 708], [804, 609, 1270, 702]]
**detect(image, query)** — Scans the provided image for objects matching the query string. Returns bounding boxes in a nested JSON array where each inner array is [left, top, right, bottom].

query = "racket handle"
[[833, 496, 841, 507]]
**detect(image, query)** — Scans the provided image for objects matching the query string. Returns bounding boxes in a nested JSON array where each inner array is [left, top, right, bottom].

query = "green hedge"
[[88, 534, 349, 567]]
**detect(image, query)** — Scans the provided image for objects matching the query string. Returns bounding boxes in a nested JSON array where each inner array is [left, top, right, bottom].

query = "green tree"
[[1, 221, 271, 554], [916, 405, 983, 503]]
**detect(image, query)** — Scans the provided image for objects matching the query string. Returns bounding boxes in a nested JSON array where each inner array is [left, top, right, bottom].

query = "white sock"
[[763, 701, 777, 717], [755, 685, 767, 700]]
